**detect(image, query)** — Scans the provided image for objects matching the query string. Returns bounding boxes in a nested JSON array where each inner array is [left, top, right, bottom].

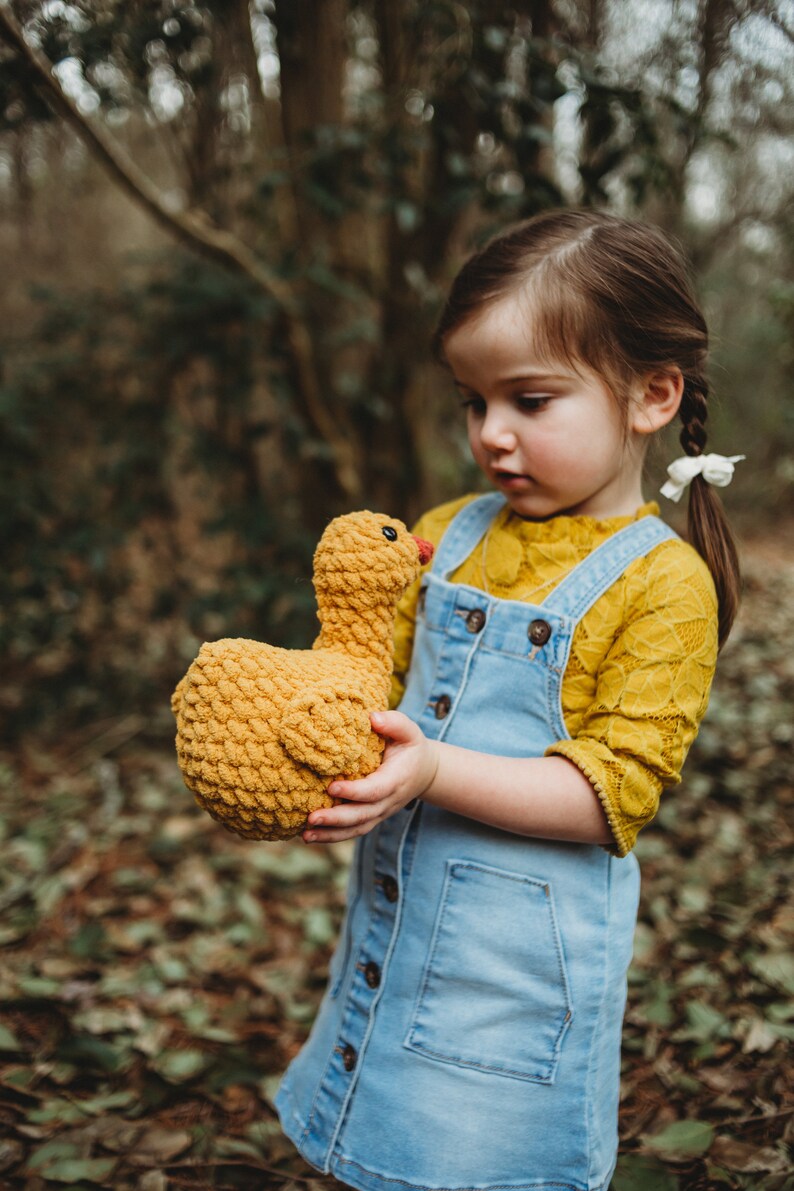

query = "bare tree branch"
[[0, 7, 294, 303], [768, 10, 794, 45], [0, 2, 362, 501]]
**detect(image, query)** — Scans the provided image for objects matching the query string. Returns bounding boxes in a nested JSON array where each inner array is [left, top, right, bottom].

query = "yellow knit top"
[[390, 495, 719, 856]]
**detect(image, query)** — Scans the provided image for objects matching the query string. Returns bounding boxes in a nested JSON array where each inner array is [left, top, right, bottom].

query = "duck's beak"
[[412, 536, 434, 565]]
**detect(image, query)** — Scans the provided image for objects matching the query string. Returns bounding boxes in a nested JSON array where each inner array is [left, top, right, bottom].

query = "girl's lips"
[[494, 470, 532, 488]]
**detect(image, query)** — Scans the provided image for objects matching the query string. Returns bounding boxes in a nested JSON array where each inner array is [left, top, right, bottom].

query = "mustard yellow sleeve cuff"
[[545, 738, 667, 857]]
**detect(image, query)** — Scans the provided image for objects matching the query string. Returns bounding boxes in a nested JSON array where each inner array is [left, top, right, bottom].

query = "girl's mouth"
[[494, 470, 532, 488]]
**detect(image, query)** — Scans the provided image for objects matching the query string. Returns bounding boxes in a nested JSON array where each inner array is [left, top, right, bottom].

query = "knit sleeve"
[[546, 542, 719, 856], [389, 496, 477, 709]]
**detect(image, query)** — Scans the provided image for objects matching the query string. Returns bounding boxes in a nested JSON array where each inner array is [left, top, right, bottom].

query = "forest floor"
[[1, 531, 792, 1191]]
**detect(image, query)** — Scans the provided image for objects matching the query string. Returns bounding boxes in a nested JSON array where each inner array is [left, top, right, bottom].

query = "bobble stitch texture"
[[171, 511, 428, 840]]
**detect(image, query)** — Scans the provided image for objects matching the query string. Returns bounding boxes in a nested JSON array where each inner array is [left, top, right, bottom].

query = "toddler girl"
[[275, 209, 741, 1191]]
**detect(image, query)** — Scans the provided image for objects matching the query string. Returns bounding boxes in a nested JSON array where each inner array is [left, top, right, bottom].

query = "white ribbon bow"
[[660, 453, 745, 502]]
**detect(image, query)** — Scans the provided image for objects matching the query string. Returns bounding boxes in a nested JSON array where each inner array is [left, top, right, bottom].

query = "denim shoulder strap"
[[543, 516, 679, 623], [432, 492, 507, 579]]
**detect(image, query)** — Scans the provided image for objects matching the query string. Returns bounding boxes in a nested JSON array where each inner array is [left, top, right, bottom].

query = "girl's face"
[[443, 293, 648, 521]]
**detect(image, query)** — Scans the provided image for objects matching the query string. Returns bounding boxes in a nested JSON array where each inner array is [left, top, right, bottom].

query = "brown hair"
[[434, 209, 741, 648]]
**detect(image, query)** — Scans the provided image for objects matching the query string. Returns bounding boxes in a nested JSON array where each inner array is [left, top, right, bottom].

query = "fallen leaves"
[[0, 742, 345, 1189], [0, 539, 791, 1189], [643, 1120, 716, 1161], [616, 544, 794, 1188]]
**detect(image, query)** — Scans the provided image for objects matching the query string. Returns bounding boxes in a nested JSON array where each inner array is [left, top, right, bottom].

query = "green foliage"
[[26, 1, 218, 114], [0, 260, 316, 740], [0, 40, 52, 130]]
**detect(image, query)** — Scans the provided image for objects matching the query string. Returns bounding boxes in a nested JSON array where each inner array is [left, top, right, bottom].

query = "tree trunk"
[[272, 0, 346, 254], [649, 0, 732, 236], [271, 0, 380, 525], [12, 126, 33, 257]]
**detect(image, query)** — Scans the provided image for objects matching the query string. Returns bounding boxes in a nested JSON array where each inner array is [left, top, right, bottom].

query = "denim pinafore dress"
[[276, 494, 677, 1191]]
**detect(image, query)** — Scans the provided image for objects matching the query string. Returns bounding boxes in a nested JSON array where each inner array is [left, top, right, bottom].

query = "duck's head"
[[313, 510, 434, 608]]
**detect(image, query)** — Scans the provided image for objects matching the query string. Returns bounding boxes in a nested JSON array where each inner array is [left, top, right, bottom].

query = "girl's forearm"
[[304, 713, 613, 848], [424, 744, 613, 846]]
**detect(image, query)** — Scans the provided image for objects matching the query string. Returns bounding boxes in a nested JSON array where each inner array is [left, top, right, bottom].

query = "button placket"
[[417, 588, 482, 737], [329, 811, 412, 1120]]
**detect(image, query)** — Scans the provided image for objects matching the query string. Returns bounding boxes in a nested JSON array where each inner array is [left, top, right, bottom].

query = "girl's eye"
[[516, 394, 550, 412], [460, 397, 486, 416]]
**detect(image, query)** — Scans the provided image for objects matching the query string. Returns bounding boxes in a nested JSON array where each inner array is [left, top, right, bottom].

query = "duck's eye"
[[382, 526, 398, 541]]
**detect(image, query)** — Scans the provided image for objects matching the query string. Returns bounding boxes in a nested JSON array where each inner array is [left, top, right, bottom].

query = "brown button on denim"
[[363, 962, 381, 989], [528, 619, 552, 646], [381, 875, 399, 903], [434, 694, 451, 719], [465, 608, 487, 633], [342, 1044, 356, 1072]]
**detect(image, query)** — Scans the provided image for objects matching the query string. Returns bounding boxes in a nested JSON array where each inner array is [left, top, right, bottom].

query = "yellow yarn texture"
[[172, 511, 428, 840]]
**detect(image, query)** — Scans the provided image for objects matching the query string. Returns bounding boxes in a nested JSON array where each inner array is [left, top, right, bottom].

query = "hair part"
[[435, 209, 741, 647]]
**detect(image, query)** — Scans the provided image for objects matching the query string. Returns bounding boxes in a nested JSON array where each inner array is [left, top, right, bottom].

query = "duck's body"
[[172, 511, 432, 840]]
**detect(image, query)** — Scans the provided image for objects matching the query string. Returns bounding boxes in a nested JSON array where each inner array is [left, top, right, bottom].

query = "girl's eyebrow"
[[453, 371, 568, 388], [500, 370, 571, 383]]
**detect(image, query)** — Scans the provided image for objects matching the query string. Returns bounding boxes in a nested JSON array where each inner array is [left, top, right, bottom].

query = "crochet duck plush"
[[171, 511, 434, 841]]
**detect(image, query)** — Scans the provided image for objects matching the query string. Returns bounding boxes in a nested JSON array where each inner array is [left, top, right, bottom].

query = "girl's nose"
[[479, 410, 517, 453]]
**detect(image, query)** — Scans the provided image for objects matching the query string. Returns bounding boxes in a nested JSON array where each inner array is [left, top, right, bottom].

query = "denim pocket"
[[404, 860, 573, 1083]]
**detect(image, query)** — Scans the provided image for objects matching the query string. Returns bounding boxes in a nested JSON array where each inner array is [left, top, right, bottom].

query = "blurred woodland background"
[[0, 2, 792, 1189], [1, 0, 793, 739]]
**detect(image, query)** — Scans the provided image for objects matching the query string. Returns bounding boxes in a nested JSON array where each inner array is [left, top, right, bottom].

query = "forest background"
[[0, 1, 792, 1189]]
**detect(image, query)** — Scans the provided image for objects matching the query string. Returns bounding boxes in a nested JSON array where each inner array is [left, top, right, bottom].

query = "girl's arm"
[[304, 525, 719, 852], [303, 710, 613, 847]]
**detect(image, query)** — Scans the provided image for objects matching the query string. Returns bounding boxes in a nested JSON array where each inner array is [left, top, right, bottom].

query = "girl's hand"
[[302, 711, 439, 845]]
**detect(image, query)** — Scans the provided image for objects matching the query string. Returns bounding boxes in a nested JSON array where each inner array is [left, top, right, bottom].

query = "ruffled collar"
[[499, 501, 659, 542], [480, 502, 661, 592]]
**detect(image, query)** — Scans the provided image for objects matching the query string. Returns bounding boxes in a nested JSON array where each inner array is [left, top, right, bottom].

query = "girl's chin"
[[501, 492, 563, 520], [498, 486, 588, 520]]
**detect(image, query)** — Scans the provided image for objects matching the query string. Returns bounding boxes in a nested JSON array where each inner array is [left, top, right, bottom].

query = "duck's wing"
[[278, 682, 372, 775]]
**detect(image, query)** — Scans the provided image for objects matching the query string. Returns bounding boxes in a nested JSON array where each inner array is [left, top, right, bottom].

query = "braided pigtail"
[[678, 384, 741, 649]]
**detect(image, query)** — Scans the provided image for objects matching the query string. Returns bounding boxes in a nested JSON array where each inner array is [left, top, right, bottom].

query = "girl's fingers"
[[309, 799, 386, 830], [303, 712, 424, 843], [328, 714, 420, 802], [328, 757, 406, 802], [327, 775, 380, 802], [370, 710, 419, 743], [304, 798, 391, 843], [303, 822, 369, 845]]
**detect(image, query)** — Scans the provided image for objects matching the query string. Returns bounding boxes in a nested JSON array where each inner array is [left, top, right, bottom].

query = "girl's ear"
[[630, 368, 684, 435]]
